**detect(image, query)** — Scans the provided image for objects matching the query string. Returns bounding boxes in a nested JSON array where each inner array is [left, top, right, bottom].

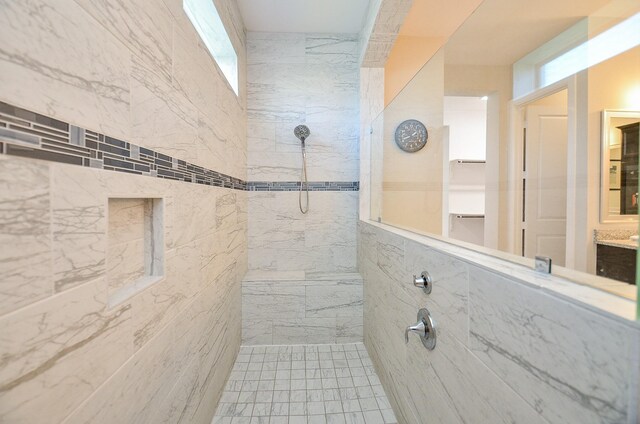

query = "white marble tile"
[[249, 217, 305, 250], [247, 33, 306, 65], [107, 237, 146, 295], [51, 165, 106, 293], [74, 0, 173, 83], [248, 121, 277, 153], [305, 35, 359, 66], [0, 1, 246, 423], [275, 121, 359, 155], [243, 282, 305, 320], [273, 318, 337, 345], [130, 56, 199, 164], [61, 320, 176, 424], [306, 283, 363, 318], [469, 267, 633, 424], [171, 25, 222, 118], [336, 317, 364, 343], [0, 0, 131, 140], [0, 157, 52, 316], [403, 240, 469, 345], [246, 31, 359, 274], [305, 219, 357, 250], [243, 319, 274, 346], [0, 278, 132, 423], [198, 112, 247, 180], [360, 222, 640, 424]]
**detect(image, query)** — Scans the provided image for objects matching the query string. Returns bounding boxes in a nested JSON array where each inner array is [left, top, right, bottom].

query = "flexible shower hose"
[[299, 146, 309, 214]]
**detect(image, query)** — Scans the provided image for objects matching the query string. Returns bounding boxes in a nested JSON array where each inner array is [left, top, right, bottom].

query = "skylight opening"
[[184, 0, 239, 95]]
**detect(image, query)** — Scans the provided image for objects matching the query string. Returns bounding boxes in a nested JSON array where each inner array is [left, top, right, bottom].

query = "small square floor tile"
[[326, 414, 346, 424], [308, 415, 327, 424], [362, 410, 384, 424], [216, 345, 391, 424], [344, 412, 365, 424], [324, 400, 343, 414], [308, 401, 325, 415]]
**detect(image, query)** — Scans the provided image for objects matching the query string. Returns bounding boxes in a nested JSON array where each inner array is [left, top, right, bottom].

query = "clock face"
[[394, 119, 428, 153]]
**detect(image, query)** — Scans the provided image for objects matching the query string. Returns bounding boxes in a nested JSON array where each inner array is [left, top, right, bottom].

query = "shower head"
[[294, 125, 310, 143]]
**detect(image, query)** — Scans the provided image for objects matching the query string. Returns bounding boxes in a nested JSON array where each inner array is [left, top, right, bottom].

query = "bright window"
[[540, 12, 640, 87], [183, 0, 239, 95]]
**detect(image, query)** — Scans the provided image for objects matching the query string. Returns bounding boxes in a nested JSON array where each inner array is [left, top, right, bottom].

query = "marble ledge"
[[361, 220, 639, 326]]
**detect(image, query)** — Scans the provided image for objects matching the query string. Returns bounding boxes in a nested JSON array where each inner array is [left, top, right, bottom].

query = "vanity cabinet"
[[619, 122, 639, 215], [596, 244, 636, 284]]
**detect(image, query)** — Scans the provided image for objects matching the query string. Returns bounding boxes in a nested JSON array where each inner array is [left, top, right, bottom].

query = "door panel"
[[524, 105, 568, 266]]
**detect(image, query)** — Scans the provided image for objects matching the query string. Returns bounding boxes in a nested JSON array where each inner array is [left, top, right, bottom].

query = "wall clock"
[[394, 119, 428, 153]]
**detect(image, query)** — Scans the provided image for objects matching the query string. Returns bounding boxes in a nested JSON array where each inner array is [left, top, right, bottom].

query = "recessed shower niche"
[[107, 197, 164, 307]]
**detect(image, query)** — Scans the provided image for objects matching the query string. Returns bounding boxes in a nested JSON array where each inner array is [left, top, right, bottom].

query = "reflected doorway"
[[518, 89, 569, 267]]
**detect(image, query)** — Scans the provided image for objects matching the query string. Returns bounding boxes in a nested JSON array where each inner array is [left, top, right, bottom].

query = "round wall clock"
[[394, 119, 428, 153]]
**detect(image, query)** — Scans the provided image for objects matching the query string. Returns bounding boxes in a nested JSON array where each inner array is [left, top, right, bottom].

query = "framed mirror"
[[601, 110, 640, 222]]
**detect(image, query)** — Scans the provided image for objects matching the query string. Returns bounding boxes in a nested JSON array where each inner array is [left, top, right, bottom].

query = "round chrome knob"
[[413, 271, 432, 294]]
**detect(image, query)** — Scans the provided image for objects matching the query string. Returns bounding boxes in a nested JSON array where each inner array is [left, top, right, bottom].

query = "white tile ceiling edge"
[[237, 0, 372, 34]]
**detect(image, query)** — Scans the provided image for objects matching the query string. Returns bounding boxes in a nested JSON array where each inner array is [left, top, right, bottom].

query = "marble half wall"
[[0, 0, 247, 423], [358, 220, 640, 424], [242, 274, 364, 345], [247, 32, 360, 273]]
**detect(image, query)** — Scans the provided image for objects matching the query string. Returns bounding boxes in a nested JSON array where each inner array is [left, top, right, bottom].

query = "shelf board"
[[451, 159, 486, 164], [450, 213, 485, 219]]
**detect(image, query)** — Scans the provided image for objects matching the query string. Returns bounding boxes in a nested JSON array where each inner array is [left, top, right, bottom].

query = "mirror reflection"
[[370, 0, 640, 300], [602, 111, 640, 220]]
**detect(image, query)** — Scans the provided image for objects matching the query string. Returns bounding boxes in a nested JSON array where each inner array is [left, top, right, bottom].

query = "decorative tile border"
[[0, 100, 358, 192], [248, 181, 359, 191], [0, 101, 247, 190]]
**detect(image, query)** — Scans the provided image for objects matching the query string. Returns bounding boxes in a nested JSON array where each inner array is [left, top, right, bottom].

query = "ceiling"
[[444, 0, 615, 65], [399, 0, 483, 38], [237, 0, 372, 34]]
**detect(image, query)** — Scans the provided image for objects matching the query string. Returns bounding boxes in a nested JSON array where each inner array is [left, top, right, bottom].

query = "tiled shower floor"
[[212, 343, 397, 424]]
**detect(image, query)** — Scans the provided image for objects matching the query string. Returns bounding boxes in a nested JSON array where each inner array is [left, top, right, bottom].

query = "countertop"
[[596, 239, 638, 250], [594, 229, 638, 250]]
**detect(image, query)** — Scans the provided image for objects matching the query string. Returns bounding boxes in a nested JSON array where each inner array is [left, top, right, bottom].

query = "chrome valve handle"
[[404, 307, 437, 350]]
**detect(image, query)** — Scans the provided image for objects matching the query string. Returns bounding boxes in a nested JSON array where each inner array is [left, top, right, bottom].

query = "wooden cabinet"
[[596, 244, 636, 284], [619, 122, 639, 215]]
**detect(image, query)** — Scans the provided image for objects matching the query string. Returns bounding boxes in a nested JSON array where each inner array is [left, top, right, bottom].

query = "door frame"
[[507, 76, 579, 268]]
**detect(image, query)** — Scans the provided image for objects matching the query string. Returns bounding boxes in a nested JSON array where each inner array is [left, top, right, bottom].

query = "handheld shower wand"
[[294, 125, 310, 214]]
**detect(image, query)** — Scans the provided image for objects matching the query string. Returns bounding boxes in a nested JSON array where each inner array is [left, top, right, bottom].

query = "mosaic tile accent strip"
[[0, 101, 247, 189], [248, 181, 359, 192], [0, 100, 359, 192]]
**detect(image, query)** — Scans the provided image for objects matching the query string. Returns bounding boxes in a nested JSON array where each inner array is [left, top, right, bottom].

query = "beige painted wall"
[[585, 45, 640, 273], [384, 36, 444, 105], [381, 50, 444, 235], [0, 0, 247, 422]]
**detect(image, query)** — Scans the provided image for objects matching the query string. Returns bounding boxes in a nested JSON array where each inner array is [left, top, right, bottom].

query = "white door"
[[523, 105, 568, 266]]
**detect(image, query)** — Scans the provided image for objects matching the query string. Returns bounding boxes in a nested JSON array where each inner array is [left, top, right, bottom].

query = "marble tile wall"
[[359, 0, 413, 67], [0, 0, 247, 423], [358, 220, 640, 424], [359, 68, 386, 220], [246, 32, 360, 274], [242, 275, 364, 345]]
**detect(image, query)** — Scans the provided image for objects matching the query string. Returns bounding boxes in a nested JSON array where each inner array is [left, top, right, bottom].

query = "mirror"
[[601, 110, 640, 221], [369, 0, 640, 302]]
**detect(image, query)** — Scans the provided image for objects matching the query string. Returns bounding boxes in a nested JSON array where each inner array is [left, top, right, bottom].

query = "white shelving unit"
[[442, 96, 488, 246], [447, 159, 486, 245]]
